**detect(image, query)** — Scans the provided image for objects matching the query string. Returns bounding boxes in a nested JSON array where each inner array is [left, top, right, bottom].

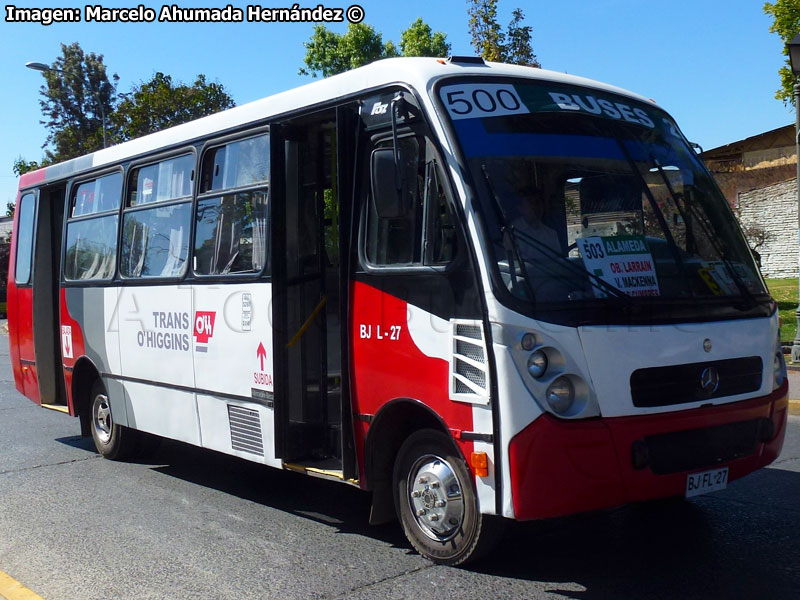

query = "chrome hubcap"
[[93, 394, 112, 444], [408, 455, 464, 541]]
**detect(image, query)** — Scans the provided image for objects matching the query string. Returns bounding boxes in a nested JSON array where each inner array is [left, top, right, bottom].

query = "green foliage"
[[114, 72, 235, 140], [505, 8, 540, 67], [468, 0, 505, 62], [38, 42, 118, 163], [6, 202, 15, 218], [399, 18, 451, 58], [12, 157, 40, 176], [468, 1, 540, 66], [764, 0, 800, 105], [300, 23, 391, 77], [300, 19, 449, 77], [18, 41, 237, 177]]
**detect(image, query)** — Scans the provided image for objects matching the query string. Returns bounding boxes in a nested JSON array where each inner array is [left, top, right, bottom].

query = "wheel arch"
[[71, 355, 101, 437], [364, 398, 454, 524]]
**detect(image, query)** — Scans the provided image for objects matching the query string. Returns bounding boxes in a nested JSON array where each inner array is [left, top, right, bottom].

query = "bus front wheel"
[[393, 429, 499, 565], [90, 379, 136, 460]]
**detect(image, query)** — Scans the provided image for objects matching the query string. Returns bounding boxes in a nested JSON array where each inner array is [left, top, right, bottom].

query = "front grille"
[[630, 357, 762, 408], [639, 418, 770, 475]]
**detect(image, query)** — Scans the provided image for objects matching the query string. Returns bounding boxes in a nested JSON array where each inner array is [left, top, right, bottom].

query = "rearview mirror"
[[370, 147, 410, 218]]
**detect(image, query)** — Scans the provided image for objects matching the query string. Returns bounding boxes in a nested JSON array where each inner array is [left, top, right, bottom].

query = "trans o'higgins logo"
[[194, 311, 217, 352], [137, 311, 191, 351]]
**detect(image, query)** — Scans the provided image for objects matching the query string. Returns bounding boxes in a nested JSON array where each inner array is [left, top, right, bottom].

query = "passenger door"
[[271, 106, 358, 479]]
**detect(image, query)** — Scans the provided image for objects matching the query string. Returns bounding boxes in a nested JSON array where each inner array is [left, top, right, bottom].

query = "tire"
[[393, 429, 502, 565], [89, 379, 137, 460]]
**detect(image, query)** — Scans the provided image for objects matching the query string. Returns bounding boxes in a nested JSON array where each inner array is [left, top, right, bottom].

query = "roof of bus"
[[18, 57, 660, 191]]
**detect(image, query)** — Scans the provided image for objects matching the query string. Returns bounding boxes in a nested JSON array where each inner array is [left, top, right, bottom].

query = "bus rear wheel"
[[90, 379, 136, 460], [393, 429, 500, 565]]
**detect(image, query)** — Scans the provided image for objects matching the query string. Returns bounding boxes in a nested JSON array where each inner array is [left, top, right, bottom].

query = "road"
[[1, 331, 799, 600]]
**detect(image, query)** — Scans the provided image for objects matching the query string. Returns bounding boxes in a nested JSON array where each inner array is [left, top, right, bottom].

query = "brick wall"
[[710, 164, 796, 208], [737, 179, 798, 278]]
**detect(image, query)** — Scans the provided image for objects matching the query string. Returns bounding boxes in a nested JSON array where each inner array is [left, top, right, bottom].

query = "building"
[[0, 216, 11, 243], [702, 124, 797, 278]]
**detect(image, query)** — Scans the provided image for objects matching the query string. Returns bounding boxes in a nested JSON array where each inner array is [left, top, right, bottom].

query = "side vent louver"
[[450, 320, 490, 405], [228, 405, 264, 456]]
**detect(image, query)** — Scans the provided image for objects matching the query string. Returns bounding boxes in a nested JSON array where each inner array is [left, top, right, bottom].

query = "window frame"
[[192, 128, 271, 281], [118, 148, 197, 282]]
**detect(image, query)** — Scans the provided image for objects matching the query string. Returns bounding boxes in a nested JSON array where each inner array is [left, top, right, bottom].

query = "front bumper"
[[508, 380, 789, 520]]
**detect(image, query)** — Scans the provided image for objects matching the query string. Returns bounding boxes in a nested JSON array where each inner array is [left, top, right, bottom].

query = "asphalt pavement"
[[1, 324, 800, 599]]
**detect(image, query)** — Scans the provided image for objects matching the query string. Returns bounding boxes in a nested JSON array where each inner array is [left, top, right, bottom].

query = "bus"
[[8, 56, 789, 565]]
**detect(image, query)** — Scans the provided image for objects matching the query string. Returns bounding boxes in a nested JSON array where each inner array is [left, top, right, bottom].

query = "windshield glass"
[[439, 78, 770, 325]]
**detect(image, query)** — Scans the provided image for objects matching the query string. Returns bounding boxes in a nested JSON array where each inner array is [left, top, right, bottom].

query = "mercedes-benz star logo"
[[699, 366, 720, 396]]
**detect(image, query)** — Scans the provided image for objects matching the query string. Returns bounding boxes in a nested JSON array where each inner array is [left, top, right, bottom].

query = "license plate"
[[685, 467, 728, 498]]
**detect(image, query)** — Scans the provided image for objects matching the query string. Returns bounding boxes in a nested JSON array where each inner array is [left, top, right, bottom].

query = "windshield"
[[439, 78, 771, 325]]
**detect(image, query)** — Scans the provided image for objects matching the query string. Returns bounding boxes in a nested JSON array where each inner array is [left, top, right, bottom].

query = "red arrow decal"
[[256, 342, 267, 371]]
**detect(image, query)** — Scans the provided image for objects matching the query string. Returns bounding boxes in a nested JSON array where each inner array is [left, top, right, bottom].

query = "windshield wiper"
[[649, 158, 758, 310], [509, 226, 633, 303], [614, 138, 694, 296], [481, 163, 632, 304]]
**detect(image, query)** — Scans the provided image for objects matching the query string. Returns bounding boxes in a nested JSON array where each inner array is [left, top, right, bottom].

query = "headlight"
[[546, 376, 575, 414], [774, 351, 786, 391], [527, 350, 548, 378]]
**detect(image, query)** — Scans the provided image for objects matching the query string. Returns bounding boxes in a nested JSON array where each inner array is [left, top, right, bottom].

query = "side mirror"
[[370, 147, 410, 218]]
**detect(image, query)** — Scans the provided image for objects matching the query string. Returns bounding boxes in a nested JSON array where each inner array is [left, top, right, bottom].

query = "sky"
[[0, 0, 793, 208]]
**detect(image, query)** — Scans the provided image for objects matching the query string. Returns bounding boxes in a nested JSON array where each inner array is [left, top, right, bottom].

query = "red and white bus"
[[8, 57, 789, 564]]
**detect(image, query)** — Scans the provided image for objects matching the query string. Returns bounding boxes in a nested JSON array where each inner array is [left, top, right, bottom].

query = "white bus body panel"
[[578, 314, 779, 418]]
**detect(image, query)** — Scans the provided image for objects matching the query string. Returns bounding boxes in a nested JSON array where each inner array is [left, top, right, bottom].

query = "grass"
[[765, 278, 798, 344]]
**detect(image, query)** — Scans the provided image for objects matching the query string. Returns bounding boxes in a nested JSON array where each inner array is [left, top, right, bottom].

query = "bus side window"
[[121, 153, 194, 279], [194, 134, 270, 276], [14, 193, 36, 285], [64, 172, 122, 282]]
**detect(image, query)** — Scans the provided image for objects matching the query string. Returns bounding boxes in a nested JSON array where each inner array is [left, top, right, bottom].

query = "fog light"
[[527, 350, 548, 378], [546, 377, 575, 414]]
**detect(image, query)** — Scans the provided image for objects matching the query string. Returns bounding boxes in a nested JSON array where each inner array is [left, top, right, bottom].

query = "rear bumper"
[[508, 380, 789, 520]]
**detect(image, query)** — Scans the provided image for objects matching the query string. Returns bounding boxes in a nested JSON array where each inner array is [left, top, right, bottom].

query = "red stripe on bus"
[[18, 168, 47, 189]]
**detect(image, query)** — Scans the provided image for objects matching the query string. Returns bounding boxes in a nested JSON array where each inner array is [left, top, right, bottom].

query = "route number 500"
[[440, 84, 529, 120]]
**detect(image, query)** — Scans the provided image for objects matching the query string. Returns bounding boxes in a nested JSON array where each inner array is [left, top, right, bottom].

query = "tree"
[[468, 0, 540, 66], [300, 19, 449, 78], [300, 23, 396, 77], [9, 157, 40, 217], [505, 9, 540, 67], [38, 42, 119, 163], [12, 157, 40, 177], [399, 18, 451, 58], [114, 72, 235, 140], [468, 0, 505, 62], [764, 0, 800, 105], [17, 42, 237, 179]]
